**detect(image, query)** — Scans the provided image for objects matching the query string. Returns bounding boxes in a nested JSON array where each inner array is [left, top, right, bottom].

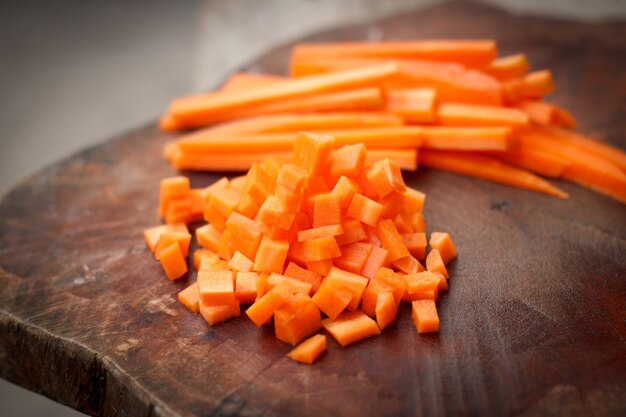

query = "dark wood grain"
[[1, 2, 625, 416]]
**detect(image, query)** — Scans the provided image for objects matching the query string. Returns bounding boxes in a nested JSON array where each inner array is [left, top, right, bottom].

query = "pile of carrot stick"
[[159, 40, 626, 204]]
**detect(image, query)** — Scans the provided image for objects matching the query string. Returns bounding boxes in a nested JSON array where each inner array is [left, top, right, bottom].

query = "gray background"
[[0, 0, 624, 415]]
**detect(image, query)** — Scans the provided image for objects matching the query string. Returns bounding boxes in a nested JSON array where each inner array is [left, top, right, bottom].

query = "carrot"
[[227, 251, 254, 272], [392, 255, 424, 275], [178, 282, 200, 313], [297, 224, 344, 242], [375, 219, 410, 262], [322, 311, 381, 347], [483, 53, 529, 80], [245, 283, 294, 326], [168, 64, 398, 125], [289, 236, 341, 263], [193, 249, 218, 270], [347, 193, 383, 226], [331, 143, 368, 178], [437, 103, 529, 129], [219, 72, 286, 92], [253, 235, 289, 273], [402, 232, 427, 260], [235, 272, 258, 304], [159, 176, 190, 218], [144, 223, 188, 253], [375, 292, 398, 331], [402, 271, 440, 301], [519, 70, 555, 99], [385, 88, 437, 123], [419, 150, 569, 198], [426, 249, 448, 278], [158, 242, 188, 280], [224, 212, 263, 261], [291, 40, 498, 68], [258, 196, 297, 231], [265, 273, 313, 296], [154, 232, 192, 260], [429, 232, 457, 264], [489, 147, 571, 178], [274, 293, 322, 345], [197, 270, 236, 306], [284, 262, 323, 293], [360, 246, 390, 279], [516, 100, 576, 128], [199, 299, 241, 326], [287, 334, 327, 364], [334, 219, 367, 246], [366, 158, 407, 198], [274, 184, 303, 213], [412, 212, 426, 233], [334, 242, 374, 274], [411, 300, 439, 333], [311, 278, 354, 319], [293, 132, 336, 177]]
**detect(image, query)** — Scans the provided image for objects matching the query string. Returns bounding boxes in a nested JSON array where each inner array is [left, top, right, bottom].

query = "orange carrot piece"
[[217, 229, 236, 261], [287, 334, 327, 364], [158, 243, 188, 280], [490, 147, 571, 178], [360, 246, 390, 279], [375, 219, 410, 262], [519, 70, 555, 99], [291, 236, 342, 262], [274, 293, 322, 345], [159, 176, 190, 218], [305, 259, 334, 276], [170, 64, 398, 125], [334, 218, 367, 246], [199, 299, 241, 326], [243, 163, 276, 205], [392, 255, 424, 275], [313, 192, 341, 228], [334, 242, 373, 274], [199, 256, 230, 272], [373, 267, 406, 305], [235, 272, 259, 304], [274, 184, 303, 213], [402, 232, 427, 260], [332, 176, 362, 208], [277, 163, 310, 192], [375, 292, 398, 331], [219, 72, 286, 92], [433, 271, 448, 292], [256, 272, 270, 300], [330, 143, 368, 178], [291, 40, 497, 68], [517, 100, 576, 129], [366, 158, 407, 198], [426, 249, 448, 278], [258, 196, 296, 231], [297, 225, 344, 242], [265, 273, 313, 296], [347, 193, 383, 226], [311, 275, 354, 319], [253, 235, 289, 273], [385, 88, 436, 123], [178, 282, 200, 313], [197, 270, 235, 306], [224, 212, 263, 260], [245, 284, 294, 326], [293, 132, 336, 177], [419, 150, 569, 199], [412, 300, 439, 333], [437, 103, 528, 129], [284, 262, 323, 293], [154, 232, 191, 260], [429, 232, 457, 264], [193, 248, 219, 270], [144, 223, 188, 253], [412, 212, 426, 233], [227, 251, 254, 272], [402, 271, 440, 301], [393, 211, 414, 234], [322, 311, 381, 347], [325, 267, 369, 311], [483, 53, 529, 80]]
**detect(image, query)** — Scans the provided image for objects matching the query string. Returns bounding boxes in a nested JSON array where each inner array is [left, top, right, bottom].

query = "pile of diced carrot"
[[145, 132, 456, 364], [158, 40, 626, 205]]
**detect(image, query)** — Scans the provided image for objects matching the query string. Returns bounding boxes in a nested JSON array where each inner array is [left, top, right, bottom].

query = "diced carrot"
[[256, 272, 270, 300], [332, 176, 362, 208], [197, 270, 235, 306], [193, 248, 219, 270], [330, 143, 368, 178], [312, 277, 353, 319], [429, 232, 457, 264], [379, 191, 405, 220], [297, 224, 344, 242], [244, 163, 276, 205], [159, 176, 190, 218], [334, 219, 367, 246], [322, 311, 381, 347], [245, 283, 294, 326], [199, 256, 230, 272], [275, 184, 303, 213], [402, 271, 440, 301], [261, 157, 281, 182], [411, 300, 439, 333], [426, 249, 448, 278], [178, 282, 200, 313], [237, 192, 261, 218], [200, 177, 230, 200], [199, 299, 241, 326], [312, 192, 341, 228], [253, 235, 290, 273], [293, 132, 336, 177], [437, 103, 528, 129], [375, 292, 398, 331], [333, 242, 373, 274], [163, 197, 192, 225], [385, 88, 436, 123], [217, 229, 236, 261], [419, 150, 569, 199], [393, 212, 414, 234], [305, 259, 334, 276], [366, 267, 406, 308], [360, 246, 390, 279], [277, 163, 309, 192], [375, 219, 410, 262], [284, 262, 323, 293], [366, 158, 407, 198], [433, 271, 448, 291], [347, 193, 383, 226], [228, 251, 254, 272], [274, 293, 322, 345], [258, 196, 297, 231], [158, 243, 188, 280], [154, 232, 192, 260], [290, 236, 341, 262], [324, 267, 369, 311], [287, 334, 327, 364], [265, 273, 313, 295], [362, 224, 382, 246], [235, 272, 259, 304], [392, 255, 424, 275], [483, 53, 529, 80], [206, 187, 241, 224], [144, 223, 188, 253], [220, 72, 286, 92], [412, 213, 426, 233], [402, 232, 427, 260]]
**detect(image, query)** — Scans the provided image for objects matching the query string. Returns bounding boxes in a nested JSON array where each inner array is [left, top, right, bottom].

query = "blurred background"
[[0, 0, 624, 416]]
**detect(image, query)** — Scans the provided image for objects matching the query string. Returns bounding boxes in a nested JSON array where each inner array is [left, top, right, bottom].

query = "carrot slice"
[[158, 243, 188, 280], [366, 158, 407, 198], [178, 282, 200, 313], [429, 232, 457, 264], [335, 218, 367, 246], [360, 246, 390, 279], [322, 311, 381, 347], [375, 292, 398, 331], [331, 143, 368, 178], [392, 255, 424, 275], [402, 232, 427, 260], [274, 293, 322, 345], [277, 163, 310, 192], [265, 273, 313, 296], [419, 150, 569, 198], [291, 40, 498, 68], [297, 224, 344, 242], [289, 236, 342, 263], [312, 192, 341, 228], [324, 267, 369, 311], [293, 132, 336, 177], [169, 64, 398, 125], [287, 334, 327, 364], [411, 300, 439, 333]]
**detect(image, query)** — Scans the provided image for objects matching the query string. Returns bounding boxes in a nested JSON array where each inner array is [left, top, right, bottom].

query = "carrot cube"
[[199, 299, 240, 326], [293, 132, 335, 176], [426, 248, 449, 278], [375, 292, 398, 331], [313, 193, 341, 228], [287, 334, 326, 365], [258, 195, 296, 230], [244, 163, 275, 205], [158, 243, 188, 280], [193, 248, 219, 270], [178, 282, 200, 313], [311, 278, 353, 319], [322, 311, 380, 347], [346, 193, 383, 226], [335, 219, 367, 246], [392, 255, 424, 275], [297, 224, 344, 242], [217, 229, 236, 261], [360, 246, 390, 279], [411, 300, 439, 333], [260, 157, 281, 182], [237, 192, 260, 218], [277, 163, 309, 192], [379, 191, 405, 220], [198, 270, 235, 306], [228, 251, 254, 272], [284, 262, 323, 293], [245, 284, 293, 326], [235, 271, 259, 304], [253, 235, 289, 273], [154, 232, 191, 259], [266, 273, 313, 295], [275, 293, 322, 346], [402, 232, 427, 260], [333, 242, 373, 274], [305, 259, 333, 276], [366, 158, 406, 198], [225, 212, 263, 260], [290, 236, 341, 263], [332, 176, 362, 208], [330, 143, 367, 178], [275, 184, 303, 213], [325, 267, 369, 311], [159, 176, 190, 218], [375, 219, 410, 261], [144, 223, 188, 253], [412, 212, 426, 233], [429, 232, 457, 264], [393, 212, 413, 234], [404, 187, 426, 213], [402, 271, 440, 301]]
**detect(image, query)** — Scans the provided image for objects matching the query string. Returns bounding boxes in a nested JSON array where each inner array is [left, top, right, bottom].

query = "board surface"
[[1, 2, 625, 416]]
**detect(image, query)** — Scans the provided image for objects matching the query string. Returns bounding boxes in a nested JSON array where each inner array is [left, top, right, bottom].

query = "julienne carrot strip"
[[487, 148, 571, 178], [419, 149, 569, 199], [385, 88, 437, 123], [291, 40, 498, 68], [219, 72, 287, 92], [436, 103, 529, 129], [516, 100, 576, 129], [482, 53, 529, 81], [168, 64, 399, 125]]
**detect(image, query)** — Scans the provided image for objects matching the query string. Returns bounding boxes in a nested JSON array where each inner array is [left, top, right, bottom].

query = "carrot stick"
[[436, 103, 529, 129], [419, 149, 569, 198], [219, 72, 286, 92], [168, 64, 398, 125], [291, 40, 498, 68], [516, 100, 576, 128], [385, 89, 437, 123], [483, 53, 529, 80], [487, 148, 571, 178]]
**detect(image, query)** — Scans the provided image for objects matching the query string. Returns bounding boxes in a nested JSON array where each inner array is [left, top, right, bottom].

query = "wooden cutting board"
[[1, 2, 625, 416]]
